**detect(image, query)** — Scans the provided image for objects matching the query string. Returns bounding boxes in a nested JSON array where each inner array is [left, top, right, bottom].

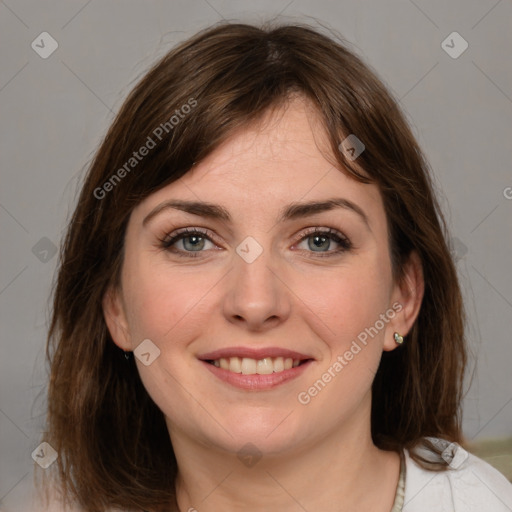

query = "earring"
[[124, 351, 132, 360], [393, 332, 404, 345]]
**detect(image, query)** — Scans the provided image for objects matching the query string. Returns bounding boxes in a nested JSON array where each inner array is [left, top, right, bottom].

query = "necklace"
[[390, 450, 406, 511]]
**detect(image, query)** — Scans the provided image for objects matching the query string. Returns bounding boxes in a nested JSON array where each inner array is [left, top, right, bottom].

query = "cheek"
[[122, 256, 217, 344], [293, 264, 392, 416], [292, 257, 392, 347]]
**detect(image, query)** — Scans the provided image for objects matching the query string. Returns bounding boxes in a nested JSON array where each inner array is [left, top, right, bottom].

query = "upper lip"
[[198, 346, 314, 361]]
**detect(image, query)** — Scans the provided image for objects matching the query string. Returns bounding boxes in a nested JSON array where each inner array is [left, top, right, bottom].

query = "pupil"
[[185, 236, 204, 251], [310, 235, 329, 251]]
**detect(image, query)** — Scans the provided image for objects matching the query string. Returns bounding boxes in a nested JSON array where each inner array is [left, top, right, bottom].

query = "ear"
[[102, 286, 132, 351], [383, 250, 424, 351]]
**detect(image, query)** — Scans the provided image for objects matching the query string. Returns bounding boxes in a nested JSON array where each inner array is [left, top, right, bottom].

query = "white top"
[[401, 438, 512, 511]]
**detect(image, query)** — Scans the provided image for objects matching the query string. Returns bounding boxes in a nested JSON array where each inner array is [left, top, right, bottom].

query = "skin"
[[104, 96, 424, 511]]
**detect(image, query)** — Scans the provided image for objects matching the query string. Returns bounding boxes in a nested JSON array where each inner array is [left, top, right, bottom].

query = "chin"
[[211, 411, 308, 457]]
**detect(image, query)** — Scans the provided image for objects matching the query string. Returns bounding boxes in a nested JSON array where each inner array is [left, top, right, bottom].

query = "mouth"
[[205, 356, 309, 375], [198, 347, 314, 390]]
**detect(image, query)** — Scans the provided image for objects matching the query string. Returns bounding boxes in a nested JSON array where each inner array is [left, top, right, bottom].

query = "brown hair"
[[43, 21, 467, 512]]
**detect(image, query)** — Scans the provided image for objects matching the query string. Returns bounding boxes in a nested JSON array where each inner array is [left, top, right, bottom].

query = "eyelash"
[[158, 227, 352, 259]]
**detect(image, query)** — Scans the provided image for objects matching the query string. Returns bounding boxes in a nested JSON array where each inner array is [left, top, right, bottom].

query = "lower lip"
[[201, 360, 313, 390]]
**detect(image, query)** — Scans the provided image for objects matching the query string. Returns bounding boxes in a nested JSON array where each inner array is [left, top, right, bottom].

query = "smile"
[[198, 347, 314, 390], [207, 356, 305, 375]]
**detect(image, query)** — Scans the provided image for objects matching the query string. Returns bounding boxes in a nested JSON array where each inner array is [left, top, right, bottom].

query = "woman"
[[41, 21, 512, 511]]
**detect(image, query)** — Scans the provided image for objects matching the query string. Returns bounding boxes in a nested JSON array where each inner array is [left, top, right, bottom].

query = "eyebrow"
[[143, 197, 371, 230]]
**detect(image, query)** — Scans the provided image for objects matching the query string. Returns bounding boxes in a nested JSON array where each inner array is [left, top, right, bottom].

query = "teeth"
[[274, 357, 284, 372], [210, 356, 304, 375], [256, 358, 274, 375], [241, 357, 257, 374], [229, 356, 242, 373]]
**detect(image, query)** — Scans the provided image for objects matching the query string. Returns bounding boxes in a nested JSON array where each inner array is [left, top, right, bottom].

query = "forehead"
[[187, 97, 336, 184], [131, 97, 385, 229]]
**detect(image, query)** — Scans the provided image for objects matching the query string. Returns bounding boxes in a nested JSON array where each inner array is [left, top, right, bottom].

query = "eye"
[[294, 227, 352, 257], [159, 228, 217, 257], [159, 226, 352, 259]]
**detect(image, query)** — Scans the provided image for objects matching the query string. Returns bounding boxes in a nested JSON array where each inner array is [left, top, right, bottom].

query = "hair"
[[43, 20, 467, 512]]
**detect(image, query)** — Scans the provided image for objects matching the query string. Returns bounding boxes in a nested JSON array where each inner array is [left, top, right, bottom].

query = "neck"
[[170, 407, 401, 511]]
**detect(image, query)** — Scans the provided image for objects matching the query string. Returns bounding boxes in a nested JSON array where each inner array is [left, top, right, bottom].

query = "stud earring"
[[393, 332, 404, 345], [124, 351, 132, 360]]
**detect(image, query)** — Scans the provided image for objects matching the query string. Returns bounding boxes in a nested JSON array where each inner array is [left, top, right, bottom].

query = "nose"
[[222, 244, 291, 332]]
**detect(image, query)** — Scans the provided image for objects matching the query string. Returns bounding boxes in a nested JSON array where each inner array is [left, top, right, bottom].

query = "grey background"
[[1, 0, 511, 510]]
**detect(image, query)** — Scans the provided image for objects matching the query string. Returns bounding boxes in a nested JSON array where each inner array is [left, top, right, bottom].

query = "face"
[[104, 97, 418, 457]]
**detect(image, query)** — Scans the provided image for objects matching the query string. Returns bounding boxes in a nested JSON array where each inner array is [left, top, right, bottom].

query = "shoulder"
[[403, 437, 512, 511]]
